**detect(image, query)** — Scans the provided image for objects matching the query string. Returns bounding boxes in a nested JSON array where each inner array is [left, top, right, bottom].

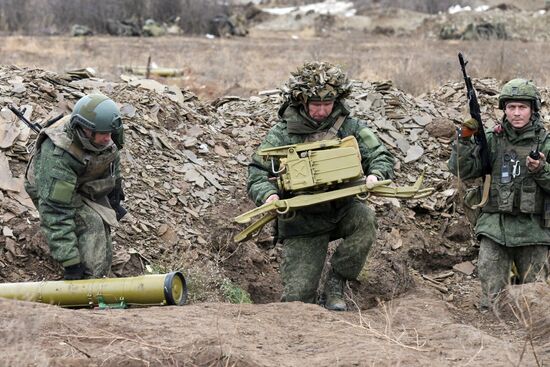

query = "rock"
[[425, 119, 456, 139], [214, 145, 229, 157], [452, 261, 475, 276], [0, 114, 20, 149], [404, 145, 424, 163], [388, 228, 403, 250], [2, 226, 14, 238], [0, 152, 19, 192]]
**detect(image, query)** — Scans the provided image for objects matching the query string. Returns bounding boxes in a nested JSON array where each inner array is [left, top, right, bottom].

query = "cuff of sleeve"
[[62, 257, 81, 267], [369, 170, 384, 180], [261, 190, 279, 204]]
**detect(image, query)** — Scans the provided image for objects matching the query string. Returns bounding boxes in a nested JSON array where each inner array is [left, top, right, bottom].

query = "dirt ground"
[[1, 16, 550, 366], [0, 283, 546, 367]]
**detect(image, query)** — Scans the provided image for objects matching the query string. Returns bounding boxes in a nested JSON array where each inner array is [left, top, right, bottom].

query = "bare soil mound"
[[0, 286, 543, 367]]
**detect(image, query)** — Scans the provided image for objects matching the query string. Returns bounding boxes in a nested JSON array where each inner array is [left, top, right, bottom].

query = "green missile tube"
[[0, 271, 187, 308]]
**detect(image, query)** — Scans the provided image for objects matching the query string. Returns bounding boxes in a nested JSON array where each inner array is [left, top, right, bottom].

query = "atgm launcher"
[[0, 271, 187, 309]]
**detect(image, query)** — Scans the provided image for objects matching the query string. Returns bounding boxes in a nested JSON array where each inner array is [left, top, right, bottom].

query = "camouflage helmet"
[[71, 94, 122, 133], [498, 78, 541, 111], [283, 61, 352, 104]]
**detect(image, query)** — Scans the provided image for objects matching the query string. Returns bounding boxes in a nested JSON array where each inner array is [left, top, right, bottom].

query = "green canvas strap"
[[325, 115, 346, 139]]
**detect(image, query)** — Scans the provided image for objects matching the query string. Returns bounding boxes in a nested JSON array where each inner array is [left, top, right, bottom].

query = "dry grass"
[[3, 33, 550, 100], [345, 297, 430, 353], [494, 283, 549, 367]]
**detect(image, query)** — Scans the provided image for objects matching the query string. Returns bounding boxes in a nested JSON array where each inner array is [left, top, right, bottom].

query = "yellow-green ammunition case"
[[260, 136, 363, 192]]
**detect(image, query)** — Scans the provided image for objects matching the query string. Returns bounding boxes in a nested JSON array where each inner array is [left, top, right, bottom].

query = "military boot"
[[324, 270, 347, 311]]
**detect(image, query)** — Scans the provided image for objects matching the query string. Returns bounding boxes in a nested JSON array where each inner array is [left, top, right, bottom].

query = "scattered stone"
[[3, 64, 548, 286], [387, 228, 403, 250], [453, 261, 475, 276], [2, 226, 14, 238]]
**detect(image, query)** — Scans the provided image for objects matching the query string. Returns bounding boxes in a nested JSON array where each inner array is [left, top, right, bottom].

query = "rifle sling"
[[472, 174, 491, 210]]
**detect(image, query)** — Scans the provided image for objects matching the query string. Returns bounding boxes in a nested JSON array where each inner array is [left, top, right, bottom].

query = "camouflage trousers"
[[478, 236, 549, 308], [280, 202, 377, 303], [73, 203, 113, 278]]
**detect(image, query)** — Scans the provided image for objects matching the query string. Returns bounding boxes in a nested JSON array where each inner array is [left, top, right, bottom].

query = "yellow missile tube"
[[0, 271, 187, 308]]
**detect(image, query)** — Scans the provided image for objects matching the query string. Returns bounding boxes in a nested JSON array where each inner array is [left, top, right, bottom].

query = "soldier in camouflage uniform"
[[449, 79, 550, 309], [247, 61, 395, 310], [25, 94, 126, 280]]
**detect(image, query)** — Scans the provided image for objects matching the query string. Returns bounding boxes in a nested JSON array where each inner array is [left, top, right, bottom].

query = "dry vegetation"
[[2, 0, 549, 99], [2, 32, 550, 100]]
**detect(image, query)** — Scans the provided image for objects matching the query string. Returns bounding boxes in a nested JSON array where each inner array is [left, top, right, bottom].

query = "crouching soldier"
[[25, 94, 126, 280], [247, 61, 395, 310]]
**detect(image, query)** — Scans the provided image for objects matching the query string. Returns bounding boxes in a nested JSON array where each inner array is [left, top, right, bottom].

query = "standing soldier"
[[449, 79, 550, 309], [247, 61, 395, 310], [25, 94, 126, 280]]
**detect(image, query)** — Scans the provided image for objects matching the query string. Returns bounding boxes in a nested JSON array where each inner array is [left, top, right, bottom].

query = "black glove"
[[108, 179, 127, 221], [64, 263, 85, 280]]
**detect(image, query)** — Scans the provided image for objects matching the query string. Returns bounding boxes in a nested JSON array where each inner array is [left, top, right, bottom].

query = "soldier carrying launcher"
[[240, 61, 432, 311]]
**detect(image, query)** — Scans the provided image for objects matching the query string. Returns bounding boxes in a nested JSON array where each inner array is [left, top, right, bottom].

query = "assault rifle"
[[7, 104, 64, 133], [458, 52, 491, 209]]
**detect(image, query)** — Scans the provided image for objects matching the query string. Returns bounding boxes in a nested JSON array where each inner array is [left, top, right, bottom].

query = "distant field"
[[1, 31, 550, 99]]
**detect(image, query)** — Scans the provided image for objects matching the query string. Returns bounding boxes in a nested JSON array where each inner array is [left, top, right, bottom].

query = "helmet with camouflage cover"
[[498, 78, 541, 111], [71, 94, 122, 133], [283, 61, 352, 105]]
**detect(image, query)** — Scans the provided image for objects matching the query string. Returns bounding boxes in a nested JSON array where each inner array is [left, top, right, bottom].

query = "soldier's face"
[[505, 101, 532, 129], [83, 128, 112, 146], [307, 100, 335, 122]]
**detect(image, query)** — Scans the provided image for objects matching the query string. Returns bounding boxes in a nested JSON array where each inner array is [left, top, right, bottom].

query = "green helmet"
[[498, 78, 541, 111], [283, 61, 352, 105], [71, 94, 122, 133]]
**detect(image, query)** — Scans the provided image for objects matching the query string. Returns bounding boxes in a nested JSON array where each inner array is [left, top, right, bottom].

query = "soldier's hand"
[[461, 118, 479, 138], [265, 194, 280, 204], [366, 174, 378, 188], [527, 152, 546, 173], [64, 263, 85, 280]]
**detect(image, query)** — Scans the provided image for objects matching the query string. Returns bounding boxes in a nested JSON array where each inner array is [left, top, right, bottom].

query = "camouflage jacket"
[[448, 116, 550, 246], [25, 119, 120, 266], [247, 102, 394, 238]]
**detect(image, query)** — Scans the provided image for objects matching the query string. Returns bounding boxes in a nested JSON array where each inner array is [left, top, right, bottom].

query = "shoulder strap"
[[324, 115, 346, 140]]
